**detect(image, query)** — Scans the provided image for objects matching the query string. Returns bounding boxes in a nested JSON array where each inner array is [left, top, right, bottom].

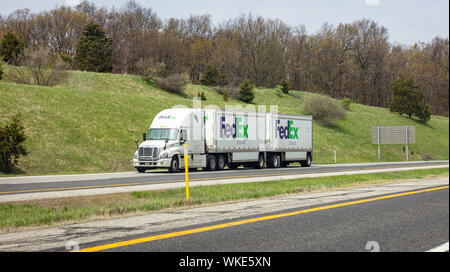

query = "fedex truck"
[[131, 108, 313, 173]]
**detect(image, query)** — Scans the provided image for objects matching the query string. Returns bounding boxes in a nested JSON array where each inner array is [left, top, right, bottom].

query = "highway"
[[81, 185, 448, 252], [0, 161, 447, 202], [0, 175, 447, 252]]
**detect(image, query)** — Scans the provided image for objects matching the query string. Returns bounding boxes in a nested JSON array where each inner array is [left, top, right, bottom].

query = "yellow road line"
[[79, 185, 449, 252], [1, 164, 448, 195]]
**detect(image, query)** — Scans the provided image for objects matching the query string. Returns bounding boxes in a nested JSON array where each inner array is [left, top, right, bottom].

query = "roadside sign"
[[372, 126, 415, 161]]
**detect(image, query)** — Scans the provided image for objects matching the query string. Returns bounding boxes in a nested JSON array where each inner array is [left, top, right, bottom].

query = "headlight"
[[134, 151, 138, 159], [161, 152, 168, 158]]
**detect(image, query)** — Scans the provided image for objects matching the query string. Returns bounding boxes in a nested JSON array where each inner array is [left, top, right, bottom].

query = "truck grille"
[[138, 147, 159, 161]]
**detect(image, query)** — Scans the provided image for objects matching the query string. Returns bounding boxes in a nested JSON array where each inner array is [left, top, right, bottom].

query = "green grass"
[[0, 68, 448, 175], [0, 167, 447, 232]]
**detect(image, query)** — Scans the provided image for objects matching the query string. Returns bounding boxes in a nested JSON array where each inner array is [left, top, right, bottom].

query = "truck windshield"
[[147, 128, 179, 140]]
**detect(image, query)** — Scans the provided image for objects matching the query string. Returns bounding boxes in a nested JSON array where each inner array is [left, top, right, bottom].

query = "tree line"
[[0, 0, 448, 116]]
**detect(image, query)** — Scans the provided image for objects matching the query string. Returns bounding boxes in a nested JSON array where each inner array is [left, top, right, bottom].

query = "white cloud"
[[366, 0, 380, 6]]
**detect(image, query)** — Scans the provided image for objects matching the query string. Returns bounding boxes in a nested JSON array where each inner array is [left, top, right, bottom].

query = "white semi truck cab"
[[132, 108, 313, 173]]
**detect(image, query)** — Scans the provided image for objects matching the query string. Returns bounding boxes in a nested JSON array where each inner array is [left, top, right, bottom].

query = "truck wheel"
[[273, 154, 281, 168], [217, 155, 226, 170], [254, 154, 265, 169], [300, 153, 312, 167], [207, 155, 217, 171], [136, 167, 146, 173], [268, 154, 281, 168], [168, 156, 179, 173]]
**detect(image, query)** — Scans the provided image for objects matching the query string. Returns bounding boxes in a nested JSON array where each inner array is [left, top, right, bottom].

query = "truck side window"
[[180, 129, 187, 141]]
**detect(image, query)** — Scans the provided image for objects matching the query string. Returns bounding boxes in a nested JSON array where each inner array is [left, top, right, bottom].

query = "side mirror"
[[142, 132, 147, 141], [134, 139, 139, 149], [180, 130, 187, 143]]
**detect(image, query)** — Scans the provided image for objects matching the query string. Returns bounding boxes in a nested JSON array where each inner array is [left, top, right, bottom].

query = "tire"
[[254, 154, 265, 169], [267, 154, 281, 168], [168, 156, 179, 173], [273, 154, 281, 168], [136, 167, 146, 173], [207, 155, 217, 171], [217, 155, 226, 170], [300, 153, 312, 167]]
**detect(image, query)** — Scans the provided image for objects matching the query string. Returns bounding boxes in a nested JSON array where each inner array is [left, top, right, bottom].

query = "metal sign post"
[[377, 126, 380, 160], [405, 126, 408, 162]]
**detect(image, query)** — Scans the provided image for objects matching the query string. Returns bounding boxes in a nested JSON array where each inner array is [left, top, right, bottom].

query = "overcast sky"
[[0, 0, 448, 45]]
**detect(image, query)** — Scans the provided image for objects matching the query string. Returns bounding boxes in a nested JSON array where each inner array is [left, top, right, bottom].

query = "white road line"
[[427, 242, 449, 252]]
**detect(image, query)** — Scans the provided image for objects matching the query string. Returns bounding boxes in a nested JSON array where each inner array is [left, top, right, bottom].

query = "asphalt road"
[[0, 161, 447, 197], [82, 185, 449, 252]]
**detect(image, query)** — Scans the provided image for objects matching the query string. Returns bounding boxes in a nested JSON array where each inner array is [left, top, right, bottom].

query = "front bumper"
[[131, 158, 172, 168]]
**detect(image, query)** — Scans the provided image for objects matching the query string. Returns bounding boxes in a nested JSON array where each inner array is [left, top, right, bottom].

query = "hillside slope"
[[0, 70, 448, 175]]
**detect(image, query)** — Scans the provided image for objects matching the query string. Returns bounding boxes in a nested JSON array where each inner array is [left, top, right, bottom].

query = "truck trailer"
[[131, 108, 313, 173]]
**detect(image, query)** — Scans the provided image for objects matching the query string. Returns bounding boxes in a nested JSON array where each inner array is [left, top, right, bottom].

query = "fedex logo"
[[276, 120, 299, 139], [159, 115, 176, 120], [220, 116, 249, 139]]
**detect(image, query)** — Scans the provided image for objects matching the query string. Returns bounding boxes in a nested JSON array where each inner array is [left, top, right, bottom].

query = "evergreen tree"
[[280, 78, 289, 94], [0, 115, 28, 173], [200, 64, 227, 86], [239, 80, 255, 103], [0, 31, 24, 65], [74, 22, 113, 72], [388, 75, 431, 123]]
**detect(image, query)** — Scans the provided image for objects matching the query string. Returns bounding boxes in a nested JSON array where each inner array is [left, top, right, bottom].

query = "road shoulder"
[[0, 177, 447, 252]]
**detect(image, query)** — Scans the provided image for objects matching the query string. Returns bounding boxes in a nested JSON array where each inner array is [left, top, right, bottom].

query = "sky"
[[0, 0, 448, 45]]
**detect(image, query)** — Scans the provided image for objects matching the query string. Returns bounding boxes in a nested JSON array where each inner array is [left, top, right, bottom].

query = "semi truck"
[[131, 108, 313, 173]]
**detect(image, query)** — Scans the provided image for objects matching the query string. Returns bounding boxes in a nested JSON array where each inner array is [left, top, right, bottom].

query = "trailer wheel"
[[168, 156, 179, 173], [300, 153, 312, 167], [254, 154, 265, 169], [268, 154, 281, 168], [273, 154, 281, 168], [206, 155, 217, 171], [217, 155, 226, 170]]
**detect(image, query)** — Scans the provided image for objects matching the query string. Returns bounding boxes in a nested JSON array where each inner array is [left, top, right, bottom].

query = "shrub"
[[275, 85, 283, 97], [416, 104, 432, 123], [0, 115, 28, 173], [196, 91, 207, 101], [340, 98, 352, 110], [280, 78, 289, 94], [303, 95, 346, 127], [141, 60, 166, 80], [213, 85, 240, 99], [0, 62, 3, 80], [153, 73, 190, 94], [239, 80, 255, 103], [8, 46, 69, 86], [212, 86, 225, 95], [223, 89, 229, 102]]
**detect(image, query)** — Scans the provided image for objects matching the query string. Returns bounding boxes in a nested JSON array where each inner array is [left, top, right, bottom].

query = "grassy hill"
[[0, 70, 448, 176]]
